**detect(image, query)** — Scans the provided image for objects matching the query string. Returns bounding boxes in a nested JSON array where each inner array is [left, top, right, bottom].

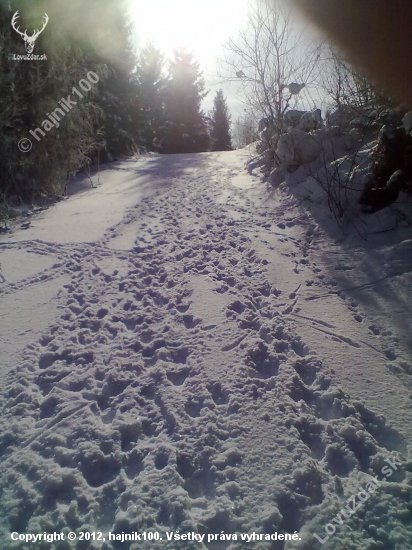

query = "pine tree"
[[136, 44, 167, 151], [210, 89, 232, 151], [163, 50, 210, 154]]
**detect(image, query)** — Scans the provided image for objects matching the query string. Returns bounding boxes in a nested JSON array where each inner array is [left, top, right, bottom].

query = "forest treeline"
[[0, 0, 232, 202]]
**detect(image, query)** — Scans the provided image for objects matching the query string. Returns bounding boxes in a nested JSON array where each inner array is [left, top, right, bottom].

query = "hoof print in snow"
[[293, 358, 318, 385], [79, 452, 120, 487], [119, 422, 141, 452], [124, 449, 144, 479], [199, 509, 232, 536], [169, 347, 189, 364], [176, 452, 215, 499], [245, 341, 279, 378], [175, 303, 190, 313], [155, 450, 169, 470], [167, 368, 190, 386], [227, 300, 245, 315], [324, 444, 356, 477], [353, 401, 405, 453], [292, 464, 324, 505], [38, 352, 59, 370], [185, 397, 206, 418], [207, 382, 229, 405], [275, 492, 305, 534], [181, 314, 201, 329], [384, 349, 397, 361], [291, 337, 309, 357], [338, 424, 378, 472], [294, 416, 326, 460], [288, 376, 315, 406], [39, 395, 59, 419]]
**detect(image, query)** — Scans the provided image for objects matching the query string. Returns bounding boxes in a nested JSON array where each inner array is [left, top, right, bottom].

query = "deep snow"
[[1, 148, 412, 550]]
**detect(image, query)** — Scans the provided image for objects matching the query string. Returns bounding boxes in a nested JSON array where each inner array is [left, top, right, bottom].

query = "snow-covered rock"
[[344, 128, 363, 151], [276, 127, 322, 169], [402, 111, 412, 133], [299, 109, 323, 132], [284, 109, 307, 129], [284, 109, 323, 132], [327, 105, 355, 129]]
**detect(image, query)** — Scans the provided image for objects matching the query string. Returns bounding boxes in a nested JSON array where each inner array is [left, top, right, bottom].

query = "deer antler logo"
[[11, 11, 49, 54]]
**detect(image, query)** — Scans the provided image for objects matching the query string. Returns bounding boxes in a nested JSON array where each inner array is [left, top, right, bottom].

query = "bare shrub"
[[218, 0, 324, 139]]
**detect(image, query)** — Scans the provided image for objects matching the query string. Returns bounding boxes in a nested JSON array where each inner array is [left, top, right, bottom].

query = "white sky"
[[128, 0, 250, 115]]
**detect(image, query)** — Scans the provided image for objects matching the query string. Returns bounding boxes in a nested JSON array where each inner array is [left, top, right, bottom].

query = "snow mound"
[[276, 128, 322, 170], [384, 239, 412, 276], [402, 111, 412, 133]]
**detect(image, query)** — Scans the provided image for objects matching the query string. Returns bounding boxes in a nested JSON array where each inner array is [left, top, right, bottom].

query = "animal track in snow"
[[1, 153, 411, 550]]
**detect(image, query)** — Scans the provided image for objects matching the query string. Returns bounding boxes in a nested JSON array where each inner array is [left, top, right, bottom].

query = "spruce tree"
[[136, 44, 167, 151], [210, 89, 232, 151], [163, 50, 210, 154], [89, 0, 139, 160], [0, 0, 138, 199]]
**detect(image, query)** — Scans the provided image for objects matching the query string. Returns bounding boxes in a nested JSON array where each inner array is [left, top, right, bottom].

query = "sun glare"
[[129, 0, 248, 67]]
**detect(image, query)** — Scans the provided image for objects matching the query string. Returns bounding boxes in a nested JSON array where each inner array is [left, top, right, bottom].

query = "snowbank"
[[276, 128, 322, 170]]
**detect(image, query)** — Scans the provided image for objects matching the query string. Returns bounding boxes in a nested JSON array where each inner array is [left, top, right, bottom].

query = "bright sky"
[[128, 0, 250, 114], [129, 0, 249, 65]]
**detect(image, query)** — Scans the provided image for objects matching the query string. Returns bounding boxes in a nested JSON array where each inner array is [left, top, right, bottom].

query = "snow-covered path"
[[1, 150, 412, 550]]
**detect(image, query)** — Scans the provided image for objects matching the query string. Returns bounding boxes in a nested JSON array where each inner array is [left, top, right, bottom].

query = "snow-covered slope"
[[1, 149, 411, 549]]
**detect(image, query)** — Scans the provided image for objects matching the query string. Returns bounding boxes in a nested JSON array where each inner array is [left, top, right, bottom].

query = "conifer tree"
[[0, 0, 107, 199], [0, 0, 139, 199], [210, 89, 232, 151], [163, 50, 210, 154], [89, 0, 139, 160], [136, 44, 167, 151]]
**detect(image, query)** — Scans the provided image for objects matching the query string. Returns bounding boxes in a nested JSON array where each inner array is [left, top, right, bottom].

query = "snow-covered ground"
[[1, 147, 412, 550]]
